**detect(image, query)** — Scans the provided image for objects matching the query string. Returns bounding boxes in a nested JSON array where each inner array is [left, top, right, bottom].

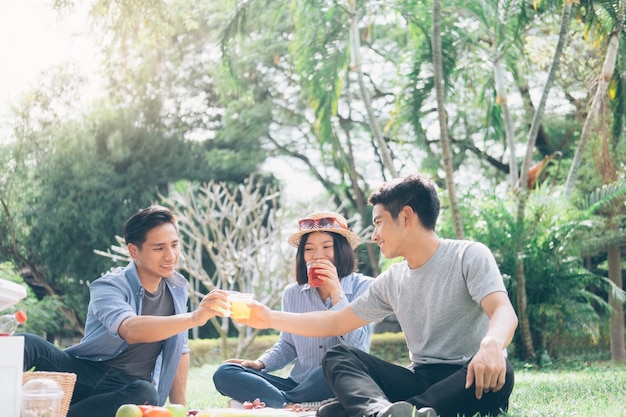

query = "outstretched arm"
[[237, 301, 370, 338], [119, 289, 229, 344]]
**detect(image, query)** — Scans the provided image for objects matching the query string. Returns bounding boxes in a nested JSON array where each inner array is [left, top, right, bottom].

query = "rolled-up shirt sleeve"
[[89, 278, 137, 337]]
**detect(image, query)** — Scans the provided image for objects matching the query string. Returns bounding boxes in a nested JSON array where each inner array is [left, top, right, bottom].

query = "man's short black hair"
[[368, 174, 440, 230], [122, 205, 178, 249]]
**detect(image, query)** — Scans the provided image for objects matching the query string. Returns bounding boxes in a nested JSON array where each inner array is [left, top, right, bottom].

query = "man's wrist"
[[480, 336, 503, 350]]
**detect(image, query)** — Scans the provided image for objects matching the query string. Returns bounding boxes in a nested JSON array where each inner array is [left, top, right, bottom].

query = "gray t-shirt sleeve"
[[349, 269, 396, 323]]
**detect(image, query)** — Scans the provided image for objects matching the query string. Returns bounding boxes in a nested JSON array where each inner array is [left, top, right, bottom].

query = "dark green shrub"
[[190, 332, 414, 367]]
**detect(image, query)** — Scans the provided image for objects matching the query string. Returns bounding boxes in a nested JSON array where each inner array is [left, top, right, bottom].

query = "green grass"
[[504, 362, 626, 417], [185, 361, 626, 416]]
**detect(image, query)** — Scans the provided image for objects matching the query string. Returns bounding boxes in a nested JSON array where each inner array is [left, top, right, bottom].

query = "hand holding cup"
[[306, 262, 324, 287]]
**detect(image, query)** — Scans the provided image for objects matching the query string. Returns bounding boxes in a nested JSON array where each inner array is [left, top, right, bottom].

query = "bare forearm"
[[119, 313, 199, 344], [270, 308, 365, 337], [483, 305, 518, 349]]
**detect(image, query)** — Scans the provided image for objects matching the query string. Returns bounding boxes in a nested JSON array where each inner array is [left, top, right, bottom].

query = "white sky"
[[0, 0, 97, 109], [0, 1, 322, 202]]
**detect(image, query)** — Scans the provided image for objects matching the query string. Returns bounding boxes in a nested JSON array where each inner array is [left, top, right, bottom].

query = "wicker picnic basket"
[[22, 371, 76, 417]]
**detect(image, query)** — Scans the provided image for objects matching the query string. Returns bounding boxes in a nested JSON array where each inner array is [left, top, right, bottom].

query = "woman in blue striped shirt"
[[212, 211, 374, 409]]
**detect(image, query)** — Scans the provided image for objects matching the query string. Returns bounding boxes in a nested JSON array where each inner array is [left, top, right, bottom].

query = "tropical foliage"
[[1, 0, 624, 361]]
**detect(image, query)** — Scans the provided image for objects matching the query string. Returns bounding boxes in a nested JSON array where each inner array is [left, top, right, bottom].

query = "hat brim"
[[288, 228, 361, 249]]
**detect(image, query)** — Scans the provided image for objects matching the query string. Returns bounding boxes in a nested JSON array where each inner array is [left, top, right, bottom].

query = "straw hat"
[[288, 211, 361, 249]]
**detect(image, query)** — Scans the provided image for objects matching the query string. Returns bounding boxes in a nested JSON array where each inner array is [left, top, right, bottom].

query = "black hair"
[[367, 174, 440, 230], [122, 205, 178, 249], [294, 232, 357, 285]]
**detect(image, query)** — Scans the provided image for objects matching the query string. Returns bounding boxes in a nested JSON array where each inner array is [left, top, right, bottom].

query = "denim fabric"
[[258, 273, 373, 382], [64, 261, 189, 405], [212, 362, 334, 408], [212, 273, 373, 407], [21, 333, 158, 417]]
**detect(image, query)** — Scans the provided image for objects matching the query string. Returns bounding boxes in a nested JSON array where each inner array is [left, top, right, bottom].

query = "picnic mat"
[[196, 409, 315, 417]]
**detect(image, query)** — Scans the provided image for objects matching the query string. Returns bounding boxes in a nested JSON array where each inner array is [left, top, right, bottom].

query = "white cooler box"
[[0, 277, 28, 417], [0, 335, 24, 417], [0, 278, 28, 312]]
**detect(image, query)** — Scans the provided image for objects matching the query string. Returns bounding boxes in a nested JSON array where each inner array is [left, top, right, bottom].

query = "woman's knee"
[[212, 363, 245, 390], [213, 363, 245, 378]]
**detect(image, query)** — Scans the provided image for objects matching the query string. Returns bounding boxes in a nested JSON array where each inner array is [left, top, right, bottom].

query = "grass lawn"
[[184, 361, 626, 416]]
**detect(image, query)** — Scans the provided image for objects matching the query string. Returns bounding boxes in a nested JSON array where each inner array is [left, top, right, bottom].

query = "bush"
[[189, 334, 281, 367], [189, 332, 411, 367], [188, 330, 615, 368]]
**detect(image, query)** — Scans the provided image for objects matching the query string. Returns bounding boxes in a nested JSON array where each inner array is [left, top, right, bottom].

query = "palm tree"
[[219, 0, 392, 273], [432, 0, 464, 239], [465, 189, 622, 359], [578, 181, 626, 362], [564, 34, 621, 196], [564, 0, 624, 197], [562, 0, 625, 361], [346, 0, 399, 178], [514, 0, 574, 360]]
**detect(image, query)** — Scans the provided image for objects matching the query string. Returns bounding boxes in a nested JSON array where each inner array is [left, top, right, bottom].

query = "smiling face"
[[303, 231, 336, 264], [129, 222, 180, 290], [371, 203, 403, 259]]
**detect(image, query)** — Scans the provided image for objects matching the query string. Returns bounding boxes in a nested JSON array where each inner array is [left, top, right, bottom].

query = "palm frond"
[[218, 0, 288, 90], [291, 1, 349, 145], [218, 0, 255, 54], [578, 180, 626, 215]]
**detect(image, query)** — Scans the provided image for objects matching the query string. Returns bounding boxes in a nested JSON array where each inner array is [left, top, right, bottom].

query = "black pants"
[[21, 333, 158, 417], [322, 345, 514, 417]]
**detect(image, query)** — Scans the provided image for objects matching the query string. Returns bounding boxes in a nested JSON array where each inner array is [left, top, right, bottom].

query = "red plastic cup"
[[306, 263, 323, 287]]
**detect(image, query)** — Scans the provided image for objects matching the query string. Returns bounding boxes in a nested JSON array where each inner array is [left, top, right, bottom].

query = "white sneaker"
[[285, 401, 325, 411], [377, 402, 437, 417]]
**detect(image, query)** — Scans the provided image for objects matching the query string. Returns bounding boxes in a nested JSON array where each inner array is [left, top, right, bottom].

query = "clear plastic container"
[[21, 378, 63, 417], [0, 310, 28, 336]]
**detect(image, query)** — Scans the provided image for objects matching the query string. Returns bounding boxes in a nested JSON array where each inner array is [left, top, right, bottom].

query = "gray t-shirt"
[[104, 279, 174, 380], [350, 239, 506, 366]]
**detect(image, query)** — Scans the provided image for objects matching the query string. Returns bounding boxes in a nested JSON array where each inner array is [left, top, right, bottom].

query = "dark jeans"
[[213, 362, 335, 408], [20, 333, 158, 417], [322, 345, 514, 417]]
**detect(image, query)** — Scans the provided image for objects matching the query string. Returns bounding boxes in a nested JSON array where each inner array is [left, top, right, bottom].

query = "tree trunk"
[[564, 32, 619, 197], [347, 0, 398, 179], [515, 196, 535, 359], [493, 59, 518, 190], [607, 243, 625, 362], [432, 0, 464, 239], [519, 3, 572, 184], [515, 1, 572, 360], [344, 127, 381, 276]]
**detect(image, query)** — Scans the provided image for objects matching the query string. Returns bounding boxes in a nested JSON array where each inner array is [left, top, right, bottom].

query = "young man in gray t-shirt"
[[239, 174, 518, 417]]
